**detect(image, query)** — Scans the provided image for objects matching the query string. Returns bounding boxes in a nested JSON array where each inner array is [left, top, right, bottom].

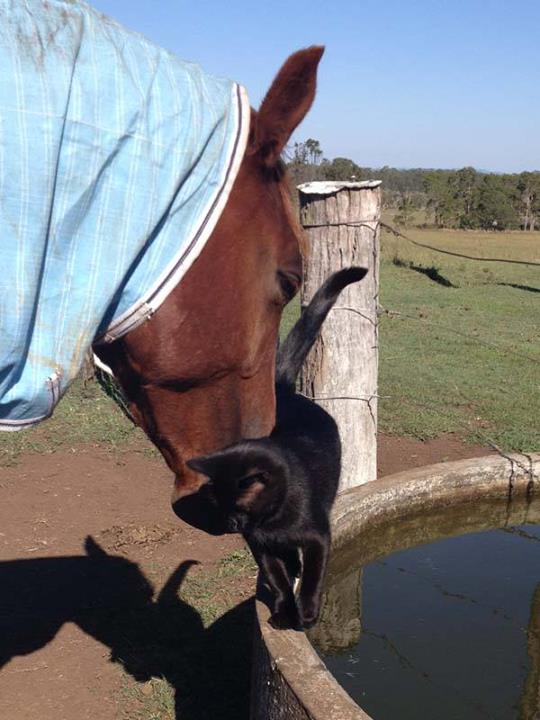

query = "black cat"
[[187, 267, 368, 629]]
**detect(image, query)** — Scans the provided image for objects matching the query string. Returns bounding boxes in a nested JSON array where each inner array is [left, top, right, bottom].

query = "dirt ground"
[[0, 434, 494, 720]]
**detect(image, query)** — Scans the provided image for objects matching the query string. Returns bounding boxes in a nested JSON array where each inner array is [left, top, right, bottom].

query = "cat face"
[[186, 442, 287, 534]]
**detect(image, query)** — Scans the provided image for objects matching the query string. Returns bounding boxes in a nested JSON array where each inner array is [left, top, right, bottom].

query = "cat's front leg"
[[280, 547, 302, 584], [258, 552, 300, 630], [298, 534, 330, 629]]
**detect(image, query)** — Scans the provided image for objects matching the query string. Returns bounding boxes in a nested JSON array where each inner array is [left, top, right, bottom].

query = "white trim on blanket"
[[0, 372, 61, 432], [97, 83, 250, 344], [0, 417, 49, 432]]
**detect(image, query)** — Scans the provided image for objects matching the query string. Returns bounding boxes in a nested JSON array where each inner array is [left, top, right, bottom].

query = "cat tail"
[[276, 266, 368, 390]]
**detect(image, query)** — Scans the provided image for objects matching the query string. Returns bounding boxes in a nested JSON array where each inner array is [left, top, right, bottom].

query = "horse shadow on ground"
[[0, 537, 253, 720]]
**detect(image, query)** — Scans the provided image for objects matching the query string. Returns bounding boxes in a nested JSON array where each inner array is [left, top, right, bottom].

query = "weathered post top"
[[297, 179, 381, 491], [298, 179, 382, 195]]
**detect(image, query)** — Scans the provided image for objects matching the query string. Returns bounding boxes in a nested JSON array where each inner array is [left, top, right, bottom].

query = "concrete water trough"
[[250, 453, 540, 720]]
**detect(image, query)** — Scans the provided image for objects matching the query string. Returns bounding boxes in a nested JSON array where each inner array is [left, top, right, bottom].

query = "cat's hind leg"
[[298, 534, 330, 629]]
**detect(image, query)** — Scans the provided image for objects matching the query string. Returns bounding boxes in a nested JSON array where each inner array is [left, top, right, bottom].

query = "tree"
[[292, 141, 308, 165], [424, 171, 460, 227], [288, 139, 326, 186], [304, 138, 323, 165], [394, 195, 416, 226], [286, 148, 539, 231], [321, 157, 362, 181], [454, 167, 478, 227], [517, 172, 540, 230], [471, 177, 520, 230]]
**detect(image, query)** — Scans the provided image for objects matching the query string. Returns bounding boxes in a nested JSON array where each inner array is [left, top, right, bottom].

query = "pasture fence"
[[298, 182, 540, 493], [381, 222, 540, 267]]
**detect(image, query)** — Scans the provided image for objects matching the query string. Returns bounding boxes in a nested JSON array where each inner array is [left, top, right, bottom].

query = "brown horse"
[[95, 47, 324, 525]]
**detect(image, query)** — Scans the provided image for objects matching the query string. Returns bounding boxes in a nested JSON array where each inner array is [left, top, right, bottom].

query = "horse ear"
[[85, 535, 108, 558], [252, 45, 324, 167]]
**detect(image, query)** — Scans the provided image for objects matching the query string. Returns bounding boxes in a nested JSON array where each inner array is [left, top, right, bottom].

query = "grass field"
[[283, 225, 540, 453], [376, 225, 539, 451], [1, 227, 539, 466]]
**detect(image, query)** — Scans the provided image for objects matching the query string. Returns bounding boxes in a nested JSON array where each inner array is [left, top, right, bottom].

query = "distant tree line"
[[288, 140, 540, 231]]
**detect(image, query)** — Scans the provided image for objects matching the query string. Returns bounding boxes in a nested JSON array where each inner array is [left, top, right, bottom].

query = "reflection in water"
[[520, 584, 540, 720], [311, 497, 540, 720], [308, 568, 363, 654]]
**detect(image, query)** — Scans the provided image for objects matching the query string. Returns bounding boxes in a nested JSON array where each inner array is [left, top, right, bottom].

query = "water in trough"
[[310, 496, 540, 720]]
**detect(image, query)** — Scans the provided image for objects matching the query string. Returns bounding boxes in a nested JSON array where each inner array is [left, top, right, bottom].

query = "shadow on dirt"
[[0, 536, 253, 720]]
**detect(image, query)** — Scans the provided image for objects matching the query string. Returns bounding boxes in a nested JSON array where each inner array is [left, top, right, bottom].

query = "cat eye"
[[238, 473, 266, 491]]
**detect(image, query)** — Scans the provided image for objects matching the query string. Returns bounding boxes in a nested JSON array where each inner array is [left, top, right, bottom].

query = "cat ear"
[[186, 455, 219, 478]]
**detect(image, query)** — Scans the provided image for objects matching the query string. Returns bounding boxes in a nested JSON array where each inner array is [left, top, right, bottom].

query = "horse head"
[[97, 47, 323, 518]]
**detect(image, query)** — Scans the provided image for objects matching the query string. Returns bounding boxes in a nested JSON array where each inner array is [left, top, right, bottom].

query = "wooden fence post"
[[297, 181, 381, 490]]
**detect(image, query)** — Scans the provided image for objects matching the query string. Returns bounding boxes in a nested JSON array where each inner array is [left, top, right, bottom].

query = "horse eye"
[[277, 270, 300, 303]]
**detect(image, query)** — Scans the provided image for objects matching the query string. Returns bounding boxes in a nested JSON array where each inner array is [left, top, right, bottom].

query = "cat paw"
[[299, 601, 320, 629], [269, 606, 301, 631]]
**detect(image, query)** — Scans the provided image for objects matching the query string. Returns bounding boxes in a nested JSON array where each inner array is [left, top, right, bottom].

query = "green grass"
[[284, 227, 540, 452], [0, 378, 148, 466], [177, 548, 256, 625], [379, 226, 539, 450], [120, 676, 176, 720], [216, 547, 258, 579], [116, 549, 256, 720]]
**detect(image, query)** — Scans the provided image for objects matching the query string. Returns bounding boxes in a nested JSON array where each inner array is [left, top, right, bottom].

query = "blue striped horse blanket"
[[0, 0, 249, 431]]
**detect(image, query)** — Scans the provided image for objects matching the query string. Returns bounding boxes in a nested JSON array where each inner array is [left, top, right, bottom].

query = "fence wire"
[[303, 219, 540, 470]]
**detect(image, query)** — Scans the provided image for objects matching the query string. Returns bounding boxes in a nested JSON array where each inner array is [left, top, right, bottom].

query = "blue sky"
[[92, 0, 540, 173]]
